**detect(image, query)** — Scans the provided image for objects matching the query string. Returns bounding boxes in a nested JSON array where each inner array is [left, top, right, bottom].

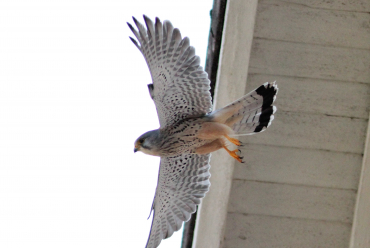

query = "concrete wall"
[[222, 0, 370, 247]]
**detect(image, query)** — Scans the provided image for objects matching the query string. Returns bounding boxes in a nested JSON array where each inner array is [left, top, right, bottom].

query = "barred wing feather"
[[127, 15, 212, 128], [145, 154, 211, 248]]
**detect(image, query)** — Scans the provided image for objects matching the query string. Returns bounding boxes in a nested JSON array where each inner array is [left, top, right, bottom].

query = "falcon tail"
[[210, 82, 278, 135]]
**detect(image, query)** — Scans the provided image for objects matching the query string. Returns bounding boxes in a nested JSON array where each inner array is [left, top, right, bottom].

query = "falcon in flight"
[[127, 15, 278, 248]]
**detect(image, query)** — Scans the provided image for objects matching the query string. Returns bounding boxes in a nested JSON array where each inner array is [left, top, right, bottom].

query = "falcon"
[[127, 15, 278, 248]]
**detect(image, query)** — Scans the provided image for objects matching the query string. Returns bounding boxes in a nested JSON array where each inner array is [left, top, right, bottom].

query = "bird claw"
[[235, 155, 244, 163], [223, 146, 244, 163], [225, 135, 242, 146]]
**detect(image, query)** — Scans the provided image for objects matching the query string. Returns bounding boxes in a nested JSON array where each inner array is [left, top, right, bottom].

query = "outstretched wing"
[[127, 15, 212, 128], [145, 154, 211, 248]]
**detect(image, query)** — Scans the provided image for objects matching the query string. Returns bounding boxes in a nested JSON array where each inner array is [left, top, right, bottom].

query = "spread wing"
[[127, 15, 212, 128], [145, 154, 211, 248]]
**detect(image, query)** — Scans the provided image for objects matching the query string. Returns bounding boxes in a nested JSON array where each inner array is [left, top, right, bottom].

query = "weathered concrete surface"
[[234, 144, 362, 190], [255, 0, 370, 49], [246, 74, 370, 119], [228, 180, 356, 223], [224, 213, 352, 248], [249, 39, 370, 84], [243, 111, 367, 154], [277, 0, 370, 12], [195, 0, 370, 247]]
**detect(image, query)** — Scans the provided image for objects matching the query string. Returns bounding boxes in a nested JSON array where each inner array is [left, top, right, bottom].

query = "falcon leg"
[[197, 122, 234, 140], [224, 135, 242, 146], [195, 139, 223, 155], [223, 145, 244, 163]]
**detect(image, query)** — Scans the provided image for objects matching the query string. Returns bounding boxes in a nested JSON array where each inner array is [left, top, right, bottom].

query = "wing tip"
[[155, 17, 161, 24], [143, 14, 151, 25], [127, 22, 135, 31]]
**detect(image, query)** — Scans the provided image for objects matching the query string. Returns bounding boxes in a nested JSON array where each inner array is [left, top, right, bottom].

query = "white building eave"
[[192, 0, 258, 247]]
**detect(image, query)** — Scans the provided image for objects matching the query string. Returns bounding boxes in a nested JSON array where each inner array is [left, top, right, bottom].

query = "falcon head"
[[134, 130, 161, 156]]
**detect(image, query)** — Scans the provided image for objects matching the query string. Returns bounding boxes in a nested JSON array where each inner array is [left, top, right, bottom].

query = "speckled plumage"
[[128, 15, 278, 248]]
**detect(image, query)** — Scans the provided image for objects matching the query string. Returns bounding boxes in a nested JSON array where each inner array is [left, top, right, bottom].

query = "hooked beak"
[[134, 147, 138, 153]]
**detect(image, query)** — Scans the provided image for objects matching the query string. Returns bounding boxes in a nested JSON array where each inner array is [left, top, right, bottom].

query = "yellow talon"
[[225, 135, 241, 146], [223, 145, 243, 163]]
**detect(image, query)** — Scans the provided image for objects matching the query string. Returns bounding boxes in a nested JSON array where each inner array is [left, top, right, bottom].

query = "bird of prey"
[[127, 15, 278, 248]]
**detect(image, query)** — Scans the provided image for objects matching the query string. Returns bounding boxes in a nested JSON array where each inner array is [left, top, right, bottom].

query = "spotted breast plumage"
[[128, 15, 278, 248]]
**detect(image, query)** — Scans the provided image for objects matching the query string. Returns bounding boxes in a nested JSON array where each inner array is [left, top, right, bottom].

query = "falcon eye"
[[138, 138, 145, 144]]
